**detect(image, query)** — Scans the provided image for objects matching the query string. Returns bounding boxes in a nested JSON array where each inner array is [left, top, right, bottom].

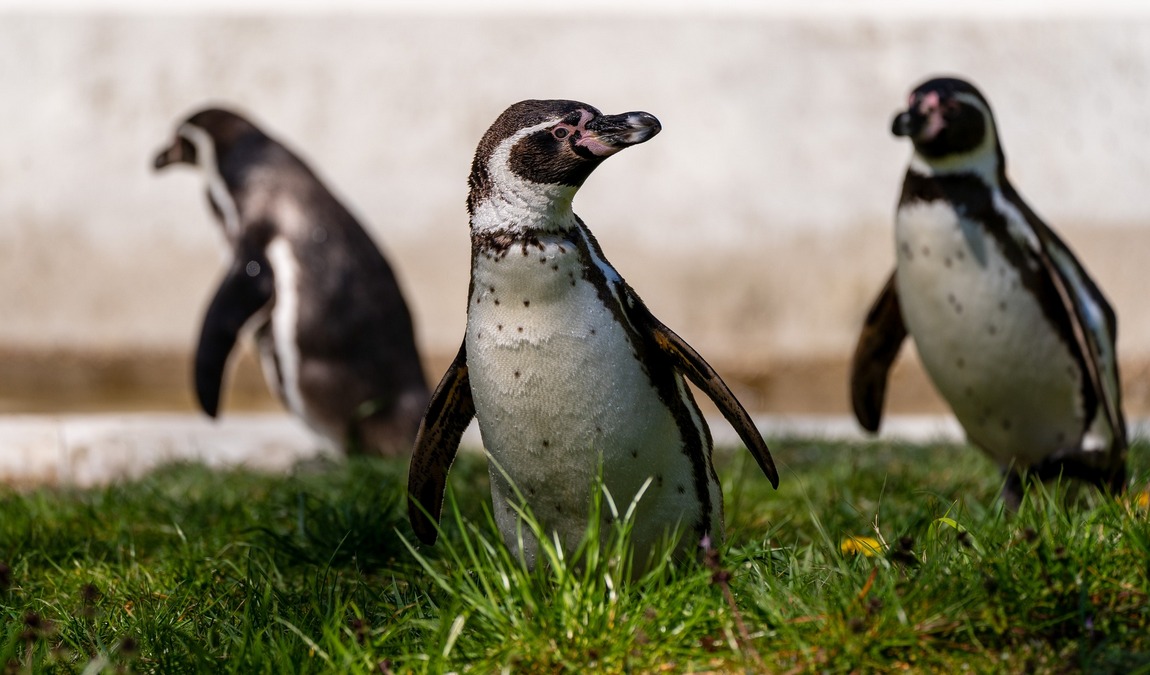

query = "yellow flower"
[[1133, 491, 1149, 510], [840, 536, 883, 557]]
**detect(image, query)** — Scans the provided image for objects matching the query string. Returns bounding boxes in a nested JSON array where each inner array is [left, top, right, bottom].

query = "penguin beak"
[[578, 112, 661, 157], [153, 136, 196, 170], [891, 110, 925, 138]]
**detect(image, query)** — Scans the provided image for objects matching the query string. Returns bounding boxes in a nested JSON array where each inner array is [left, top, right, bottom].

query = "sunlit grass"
[[1, 439, 1147, 673]]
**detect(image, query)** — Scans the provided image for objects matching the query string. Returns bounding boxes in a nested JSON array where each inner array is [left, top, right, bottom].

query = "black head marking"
[[153, 107, 268, 173], [153, 134, 196, 169], [892, 77, 1003, 166], [467, 99, 660, 214]]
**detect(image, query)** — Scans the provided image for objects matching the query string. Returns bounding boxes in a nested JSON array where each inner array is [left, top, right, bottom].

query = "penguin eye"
[[552, 127, 570, 140]]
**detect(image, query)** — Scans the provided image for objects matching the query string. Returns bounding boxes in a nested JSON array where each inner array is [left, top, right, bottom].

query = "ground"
[[1, 438, 1148, 673]]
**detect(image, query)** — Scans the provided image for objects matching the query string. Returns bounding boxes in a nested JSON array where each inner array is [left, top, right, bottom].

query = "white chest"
[[894, 200, 1084, 466], [464, 234, 713, 563]]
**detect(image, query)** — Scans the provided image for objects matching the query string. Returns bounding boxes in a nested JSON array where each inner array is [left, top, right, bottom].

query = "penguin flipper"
[[408, 339, 475, 545], [194, 246, 275, 417], [640, 306, 779, 489], [849, 272, 907, 434], [1007, 190, 1128, 457]]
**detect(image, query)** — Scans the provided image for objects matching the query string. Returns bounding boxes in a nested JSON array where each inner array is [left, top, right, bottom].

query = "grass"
[[1, 438, 1148, 673]]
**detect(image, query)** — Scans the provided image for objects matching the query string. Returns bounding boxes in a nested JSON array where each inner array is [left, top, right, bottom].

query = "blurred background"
[[3, 1, 1150, 418]]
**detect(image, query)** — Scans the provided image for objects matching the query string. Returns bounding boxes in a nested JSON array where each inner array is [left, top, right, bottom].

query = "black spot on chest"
[[900, 173, 1061, 329], [473, 231, 542, 258], [900, 170, 1099, 432]]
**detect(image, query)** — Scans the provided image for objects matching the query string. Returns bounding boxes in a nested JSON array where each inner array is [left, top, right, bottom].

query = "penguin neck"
[[468, 184, 579, 239], [179, 123, 244, 243], [908, 134, 1005, 187]]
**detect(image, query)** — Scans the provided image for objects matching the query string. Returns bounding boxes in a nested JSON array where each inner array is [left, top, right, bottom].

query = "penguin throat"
[[178, 122, 243, 244], [469, 120, 582, 236], [909, 124, 1003, 184], [469, 183, 578, 236], [909, 144, 1001, 184]]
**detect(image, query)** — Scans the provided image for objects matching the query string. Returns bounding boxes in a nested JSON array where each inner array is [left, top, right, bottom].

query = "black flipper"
[[849, 272, 907, 433], [408, 339, 476, 545], [637, 300, 779, 489], [1006, 185, 1128, 465], [194, 238, 275, 417]]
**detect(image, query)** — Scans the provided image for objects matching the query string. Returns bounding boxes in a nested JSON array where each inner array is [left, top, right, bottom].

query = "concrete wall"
[[3, 11, 1150, 411]]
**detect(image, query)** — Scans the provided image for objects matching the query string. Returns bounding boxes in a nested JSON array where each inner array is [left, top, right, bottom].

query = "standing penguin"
[[851, 77, 1127, 505], [154, 107, 429, 457], [407, 100, 778, 568]]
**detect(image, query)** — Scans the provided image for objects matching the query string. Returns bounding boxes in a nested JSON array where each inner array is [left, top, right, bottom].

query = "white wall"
[[3, 12, 1150, 374]]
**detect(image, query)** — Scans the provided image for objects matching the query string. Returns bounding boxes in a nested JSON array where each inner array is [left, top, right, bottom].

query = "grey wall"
[[3, 13, 1149, 380]]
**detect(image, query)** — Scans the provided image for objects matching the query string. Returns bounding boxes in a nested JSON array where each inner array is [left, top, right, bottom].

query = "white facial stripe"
[[953, 92, 997, 145], [953, 92, 991, 116], [178, 122, 242, 242], [470, 118, 579, 235]]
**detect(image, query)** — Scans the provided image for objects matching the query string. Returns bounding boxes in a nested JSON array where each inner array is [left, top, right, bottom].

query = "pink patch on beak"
[[575, 136, 620, 157], [571, 109, 624, 157]]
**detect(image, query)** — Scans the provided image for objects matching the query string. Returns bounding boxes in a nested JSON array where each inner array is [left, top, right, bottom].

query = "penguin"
[[850, 77, 1127, 506], [153, 107, 430, 457], [407, 99, 778, 569]]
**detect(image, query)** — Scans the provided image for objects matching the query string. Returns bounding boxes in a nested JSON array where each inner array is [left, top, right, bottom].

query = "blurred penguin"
[[154, 107, 429, 457], [851, 77, 1127, 505]]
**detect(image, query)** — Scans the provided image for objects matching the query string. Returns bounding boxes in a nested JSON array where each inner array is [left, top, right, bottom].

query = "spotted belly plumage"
[[407, 98, 777, 570], [895, 199, 1084, 468], [851, 76, 1126, 505], [466, 233, 716, 566]]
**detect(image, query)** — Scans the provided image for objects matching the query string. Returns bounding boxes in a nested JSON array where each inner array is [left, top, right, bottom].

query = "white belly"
[[466, 235, 713, 566], [895, 201, 1084, 467]]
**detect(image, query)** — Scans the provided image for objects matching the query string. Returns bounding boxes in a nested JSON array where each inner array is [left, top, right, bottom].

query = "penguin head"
[[467, 100, 661, 222], [892, 77, 1004, 177], [153, 107, 264, 174]]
